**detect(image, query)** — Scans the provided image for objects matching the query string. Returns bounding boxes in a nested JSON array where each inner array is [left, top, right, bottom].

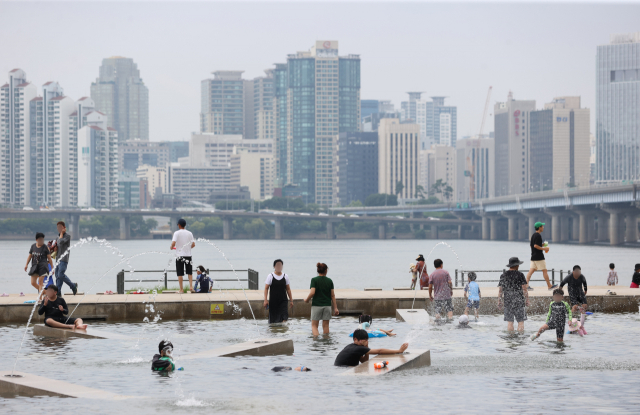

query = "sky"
[[1, 1, 639, 142]]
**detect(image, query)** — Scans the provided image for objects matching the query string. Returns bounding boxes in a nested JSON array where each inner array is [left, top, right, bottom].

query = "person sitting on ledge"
[[193, 266, 212, 293], [37, 285, 87, 330], [152, 340, 176, 372], [334, 329, 408, 367]]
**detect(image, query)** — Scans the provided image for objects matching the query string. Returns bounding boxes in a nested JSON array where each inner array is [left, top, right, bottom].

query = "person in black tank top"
[[263, 259, 293, 323]]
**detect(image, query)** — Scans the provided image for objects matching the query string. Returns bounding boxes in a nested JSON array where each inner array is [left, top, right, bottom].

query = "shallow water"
[[2, 312, 639, 414], [2, 239, 638, 295]]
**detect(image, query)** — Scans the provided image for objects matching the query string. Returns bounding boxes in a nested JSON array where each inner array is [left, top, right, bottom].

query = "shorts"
[[28, 263, 49, 277], [503, 305, 527, 322], [466, 299, 480, 309], [310, 305, 332, 321], [45, 316, 78, 327], [269, 301, 289, 324], [546, 320, 565, 340], [434, 299, 453, 315], [176, 256, 192, 277], [569, 293, 587, 306], [530, 260, 547, 271]]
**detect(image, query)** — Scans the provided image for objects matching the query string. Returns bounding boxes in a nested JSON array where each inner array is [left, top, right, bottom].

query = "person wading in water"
[[264, 259, 293, 323]]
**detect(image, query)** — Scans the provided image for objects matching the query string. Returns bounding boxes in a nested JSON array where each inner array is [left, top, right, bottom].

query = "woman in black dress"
[[263, 259, 293, 323]]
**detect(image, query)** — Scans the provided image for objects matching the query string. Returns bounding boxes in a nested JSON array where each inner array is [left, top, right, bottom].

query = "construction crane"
[[468, 86, 492, 201]]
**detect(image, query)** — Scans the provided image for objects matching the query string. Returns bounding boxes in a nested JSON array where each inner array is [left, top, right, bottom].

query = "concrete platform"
[[0, 371, 134, 399], [396, 309, 431, 323], [33, 324, 130, 340], [180, 338, 294, 359], [340, 349, 431, 376]]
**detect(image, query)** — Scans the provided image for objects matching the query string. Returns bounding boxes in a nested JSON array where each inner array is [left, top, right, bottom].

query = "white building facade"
[[378, 118, 420, 199]]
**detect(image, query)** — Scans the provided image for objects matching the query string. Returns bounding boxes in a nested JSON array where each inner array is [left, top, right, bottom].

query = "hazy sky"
[[1, 1, 639, 142]]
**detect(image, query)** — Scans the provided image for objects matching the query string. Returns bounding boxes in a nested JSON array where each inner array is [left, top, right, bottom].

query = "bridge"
[[333, 183, 640, 246], [0, 208, 480, 241]]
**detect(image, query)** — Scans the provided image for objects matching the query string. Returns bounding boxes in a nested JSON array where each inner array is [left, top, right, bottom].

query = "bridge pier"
[[119, 216, 131, 240], [326, 221, 336, 240], [170, 216, 179, 233], [274, 218, 283, 240], [626, 212, 638, 243], [431, 224, 439, 239], [378, 223, 387, 240], [597, 212, 609, 242], [518, 217, 528, 240], [501, 212, 520, 241], [481, 216, 490, 240], [223, 218, 233, 240], [68, 214, 80, 240]]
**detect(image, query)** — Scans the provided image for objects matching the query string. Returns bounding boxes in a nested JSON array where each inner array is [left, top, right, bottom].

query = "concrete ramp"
[[340, 349, 430, 376], [0, 371, 135, 399], [396, 309, 431, 323], [33, 324, 129, 340], [180, 338, 293, 359]]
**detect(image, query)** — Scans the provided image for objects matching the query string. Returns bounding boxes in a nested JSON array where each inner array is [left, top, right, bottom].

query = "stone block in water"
[[32, 324, 129, 340], [340, 349, 431, 376], [0, 371, 134, 399], [396, 309, 431, 323], [180, 338, 294, 359]]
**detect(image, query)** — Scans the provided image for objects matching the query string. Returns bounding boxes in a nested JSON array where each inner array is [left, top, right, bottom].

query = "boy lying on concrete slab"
[[334, 329, 408, 367]]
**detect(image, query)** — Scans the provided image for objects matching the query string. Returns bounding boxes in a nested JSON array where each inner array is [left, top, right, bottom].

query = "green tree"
[[429, 179, 453, 202], [262, 197, 304, 211], [415, 185, 426, 199], [395, 181, 404, 196], [244, 218, 270, 239], [364, 193, 398, 207]]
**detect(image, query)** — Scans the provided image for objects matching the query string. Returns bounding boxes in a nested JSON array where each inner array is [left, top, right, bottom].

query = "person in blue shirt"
[[463, 272, 481, 321], [192, 266, 212, 293]]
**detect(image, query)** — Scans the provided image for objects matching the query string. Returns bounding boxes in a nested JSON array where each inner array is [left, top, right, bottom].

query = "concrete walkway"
[[0, 287, 637, 324]]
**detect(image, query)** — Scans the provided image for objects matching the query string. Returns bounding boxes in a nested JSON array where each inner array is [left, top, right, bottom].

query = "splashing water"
[[412, 241, 464, 310]]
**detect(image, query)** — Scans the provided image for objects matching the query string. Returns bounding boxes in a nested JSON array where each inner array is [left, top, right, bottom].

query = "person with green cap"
[[526, 221, 557, 291]]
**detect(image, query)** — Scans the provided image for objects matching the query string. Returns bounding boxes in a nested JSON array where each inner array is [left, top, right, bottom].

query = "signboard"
[[556, 117, 568, 122], [210, 304, 224, 315]]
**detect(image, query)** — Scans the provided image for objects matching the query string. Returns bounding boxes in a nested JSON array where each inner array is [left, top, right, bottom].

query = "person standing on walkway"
[[304, 262, 339, 335], [525, 222, 557, 291], [24, 232, 54, 296], [428, 259, 453, 320], [170, 218, 195, 292], [498, 257, 529, 333], [264, 259, 293, 323], [54, 221, 78, 296], [416, 254, 429, 290], [631, 264, 640, 288]]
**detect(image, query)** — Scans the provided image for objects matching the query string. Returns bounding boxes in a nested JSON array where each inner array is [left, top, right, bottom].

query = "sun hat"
[[506, 257, 524, 268], [568, 318, 581, 332]]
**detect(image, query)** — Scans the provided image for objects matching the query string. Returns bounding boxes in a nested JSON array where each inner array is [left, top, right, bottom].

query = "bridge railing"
[[454, 269, 563, 288], [116, 268, 259, 294]]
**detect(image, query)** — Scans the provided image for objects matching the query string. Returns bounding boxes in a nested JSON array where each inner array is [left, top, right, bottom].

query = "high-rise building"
[[244, 70, 275, 141], [415, 96, 457, 149], [230, 149, 275, 200], [420, 145, 456, 201], [189, 133, 273, 168], [273, 40, 361, 205], [378, 119, 419, 199], [118, 170, 141, 209], [378, 100, 395, 113], [136, 165, 168, 199], [118, 140, 170, 172], [200, 71, 244, 135], [596, 33, 640, 183], [334, 132, 378, 206], [77, 124, 119, 208], [29, 82, 75, 207], [529, 97, 590, 191], [401, 92, 423, 122], [167, 141, 189, 163], [361, 100, 379, 122], [494, 92, 536, 196], [455, 137, 494, 202], [273, 63, 288, 187], [90, 57, 149, 142], [0, 69, 37, 207]]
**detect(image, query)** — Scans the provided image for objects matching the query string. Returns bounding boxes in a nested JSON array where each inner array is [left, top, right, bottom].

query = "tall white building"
[[455, 137, 494, 202], [378, 118, 420, 199], [77, 117, 118, 208], [420, 144, 456, 201], [0, 69, 37, 207], [230, 149, 275, 200], [189, 133, 273, 168]]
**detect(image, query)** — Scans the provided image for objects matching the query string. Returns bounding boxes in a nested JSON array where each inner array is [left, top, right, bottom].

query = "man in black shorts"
[[170, 219, 196, 292], [37, 285, 87, 330], [498, 257, 529, 333], [560, 265, 588, 313], [24, 232, 54, 296]]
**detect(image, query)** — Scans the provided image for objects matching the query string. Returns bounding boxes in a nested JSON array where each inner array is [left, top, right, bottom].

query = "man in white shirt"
[[170, 218, 196, 292]]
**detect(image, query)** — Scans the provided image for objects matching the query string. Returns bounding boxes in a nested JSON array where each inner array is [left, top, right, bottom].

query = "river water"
[[1, 238, 638, 294]]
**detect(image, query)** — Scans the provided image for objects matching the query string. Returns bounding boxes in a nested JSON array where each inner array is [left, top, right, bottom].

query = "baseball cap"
[[534, 221, 545, 229]]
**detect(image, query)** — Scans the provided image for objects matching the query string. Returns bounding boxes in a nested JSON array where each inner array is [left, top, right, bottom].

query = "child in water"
[[531, 288, 572, 342], [567, 313, 588, 337], [463, 272, 481, 321], [152, 340, 175, 372], [358, 321, 396, 337]]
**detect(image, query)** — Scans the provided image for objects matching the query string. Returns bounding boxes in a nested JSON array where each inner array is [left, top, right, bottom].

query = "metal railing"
[[116, 269, 259, 294], [454, 269, 563, 287]]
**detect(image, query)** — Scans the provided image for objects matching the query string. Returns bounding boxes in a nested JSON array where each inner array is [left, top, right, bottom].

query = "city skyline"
[[1, 2, 638, 143]]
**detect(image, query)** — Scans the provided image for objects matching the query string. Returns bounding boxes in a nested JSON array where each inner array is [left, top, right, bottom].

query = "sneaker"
[[72, 283, 78, 295], [547, 284, 558, 291], [527, 286, 534, 291]]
